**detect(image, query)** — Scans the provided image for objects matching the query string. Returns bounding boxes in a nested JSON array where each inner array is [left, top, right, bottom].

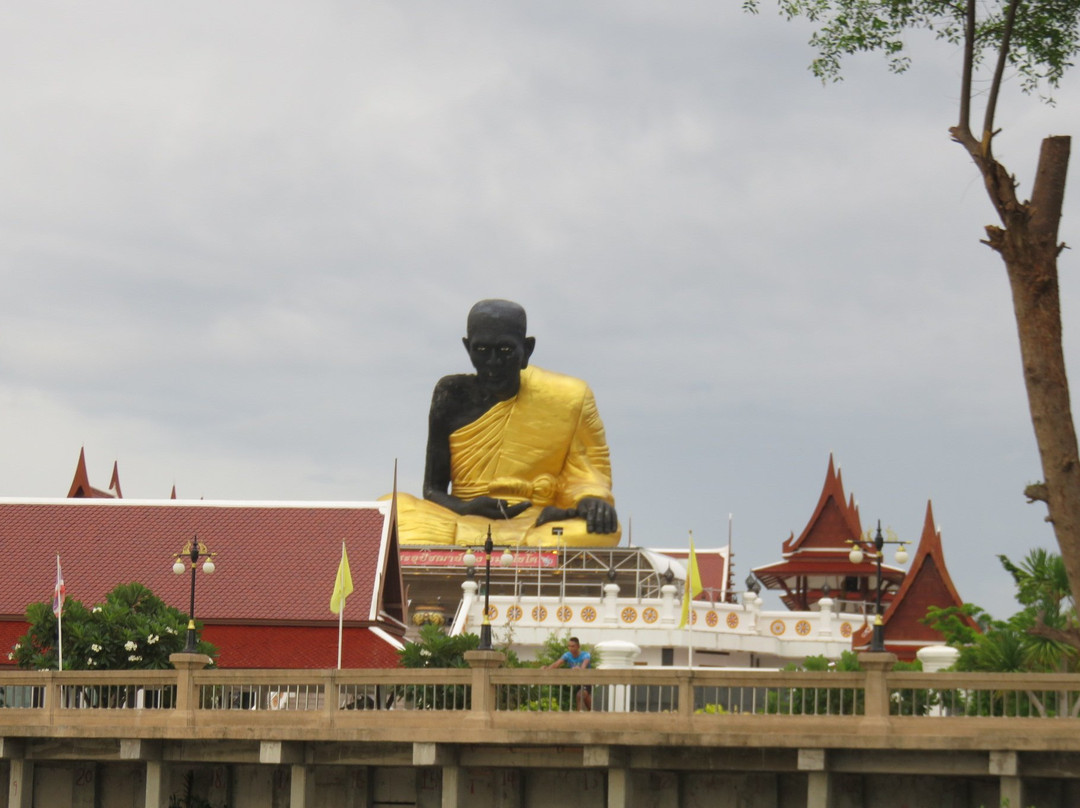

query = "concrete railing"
[[2, 652, 1080, 751], [452, 585, 851, 647]]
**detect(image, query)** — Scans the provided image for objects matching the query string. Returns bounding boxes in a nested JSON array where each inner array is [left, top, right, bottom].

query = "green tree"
[[397, 624, 524, 709], [924, 558, 1079, 717], [10, 582, 216, 670], [926, 549, 1080, 672], [771, 651, 929, 715], [398, 623, 481, 669], [1001, 548, 1080, 665], [747, 0, 1080, 614]]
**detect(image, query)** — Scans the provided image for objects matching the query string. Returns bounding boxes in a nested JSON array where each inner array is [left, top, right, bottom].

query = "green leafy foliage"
[[515, 632, 602, 712], [398, 623, 523, 669], [398, 624, 526, 710], [745, 0, 1080, 98], [398, 623, 480, 669], [769, 652, 931, 716], [694, 703, 730, 715], [917, 550, 1080, 716], [924, 550, 1080, 673], [168, 770, 221, 808], [768, 651, 865, 715], [9, 582, 216, 670], [531, 632, 601, 668]]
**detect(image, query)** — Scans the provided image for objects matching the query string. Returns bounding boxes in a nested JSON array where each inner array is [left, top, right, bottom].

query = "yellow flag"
[[678, 534, 703, 629], [330, 543, 354, 615]]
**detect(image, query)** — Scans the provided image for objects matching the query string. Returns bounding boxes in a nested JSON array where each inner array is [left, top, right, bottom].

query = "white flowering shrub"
[[10, 582, 216, 670]]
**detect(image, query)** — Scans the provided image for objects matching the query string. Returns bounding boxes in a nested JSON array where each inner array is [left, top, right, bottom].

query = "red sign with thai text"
[[399, 549, 559, 569]]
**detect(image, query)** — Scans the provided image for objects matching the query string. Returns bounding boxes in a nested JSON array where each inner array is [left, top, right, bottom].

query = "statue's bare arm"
[[421, 376, 531, 520]]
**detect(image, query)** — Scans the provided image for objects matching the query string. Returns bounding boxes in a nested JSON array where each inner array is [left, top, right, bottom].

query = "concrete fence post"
[[858, 652, 896, 726], [46, 672, 61, 719], [678, 671, 694, 718], [464, 650, 505, 715], [324, 670, 339, 716], [169, 652, 212, 714]]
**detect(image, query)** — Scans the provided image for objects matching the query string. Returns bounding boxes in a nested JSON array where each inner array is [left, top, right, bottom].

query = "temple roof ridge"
[[883, 500, 969, 620], [855, 500, 979, 655], [109, 461, 122, 498], [781, 453, 863, 554], [66, 447, 120, 499]]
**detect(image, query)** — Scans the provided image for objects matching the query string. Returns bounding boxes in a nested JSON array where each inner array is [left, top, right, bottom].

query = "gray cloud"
[[2, 1, 1078, 617]]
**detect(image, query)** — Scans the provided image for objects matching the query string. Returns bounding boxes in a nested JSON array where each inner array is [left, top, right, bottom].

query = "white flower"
[[147, 634, 159, 645], [6, 653, 12, 661], [92, 606, 102, 613], [124, 640, 137, 651], [128, 654, 142, 662], [420, 649, 432, 657], [90, 644, 102, 653], [87, 658, 95, 666], [13, 643, 20, 651], [164, 626, 177, 635]]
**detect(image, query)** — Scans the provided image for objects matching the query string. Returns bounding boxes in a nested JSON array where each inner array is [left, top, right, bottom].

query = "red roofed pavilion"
[[752, 456, 905, 613], [852, 502, 980, 661], [0, 498, 407, 669]]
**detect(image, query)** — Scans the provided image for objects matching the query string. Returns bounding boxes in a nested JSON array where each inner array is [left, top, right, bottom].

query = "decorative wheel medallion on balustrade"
[[531, 605, 548, 622], [705, 611, 718, 627], [770, 619, 786, 636], [484, 605, 498, 621], [506, 605, 523, 622], [840, 622, 853, 638], [691, 610, 698, 624], [580, 606, 597, 622], [726, 612, 739, 629], [557, 605, 573, 623], [642, 607, 658, 624], [620, 606, 638, 623], [795, 619, 811, 636]]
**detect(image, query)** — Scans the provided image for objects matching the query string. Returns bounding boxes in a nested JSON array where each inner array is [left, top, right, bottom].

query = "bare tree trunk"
[[977, 136, 1080, 604]]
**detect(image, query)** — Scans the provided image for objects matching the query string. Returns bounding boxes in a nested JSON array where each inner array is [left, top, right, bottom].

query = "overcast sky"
[[3, 1, 1079, 618]]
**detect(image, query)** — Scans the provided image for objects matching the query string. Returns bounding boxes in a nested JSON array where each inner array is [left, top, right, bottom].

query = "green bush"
[[10, 582, 216, 671]]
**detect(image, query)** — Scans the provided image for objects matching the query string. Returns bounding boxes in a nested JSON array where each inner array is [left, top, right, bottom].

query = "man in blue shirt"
[[546, 637, 592, 711]]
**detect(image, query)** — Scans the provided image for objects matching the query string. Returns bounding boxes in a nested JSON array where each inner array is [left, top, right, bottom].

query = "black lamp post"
[[172, 536, 216, 654], [848, 521, 908, 652], [463, 526, 514, 651]]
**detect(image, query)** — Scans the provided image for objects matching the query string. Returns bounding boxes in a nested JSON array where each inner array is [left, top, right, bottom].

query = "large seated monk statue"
[[394, 299, 621, 547]]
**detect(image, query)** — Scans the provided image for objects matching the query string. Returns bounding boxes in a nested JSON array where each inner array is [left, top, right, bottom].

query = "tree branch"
[[1031, 611, 1080, 652], [957, 0, 977, 141], [1026, 482, 1050, 503], [983, 0, 1022, 156]]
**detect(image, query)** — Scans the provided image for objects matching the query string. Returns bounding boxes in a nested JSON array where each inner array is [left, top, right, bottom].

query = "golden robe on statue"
[[395, 366, 620, 547]]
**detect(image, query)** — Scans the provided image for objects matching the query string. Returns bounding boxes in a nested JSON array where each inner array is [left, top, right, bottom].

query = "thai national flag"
[[52, 556, 66, 619]]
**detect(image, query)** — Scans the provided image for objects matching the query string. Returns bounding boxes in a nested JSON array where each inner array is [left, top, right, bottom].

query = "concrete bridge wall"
[[3, 652, 1080, 807], [6, 756, 1080, 808]]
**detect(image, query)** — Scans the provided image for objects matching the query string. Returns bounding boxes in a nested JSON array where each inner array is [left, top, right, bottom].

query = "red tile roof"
[[662, 548, 731, 601], [853, 502, 979, 660], [752, 456, 904, 611], [783, 453, 863, 555], [0, 498, 406, 636]]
